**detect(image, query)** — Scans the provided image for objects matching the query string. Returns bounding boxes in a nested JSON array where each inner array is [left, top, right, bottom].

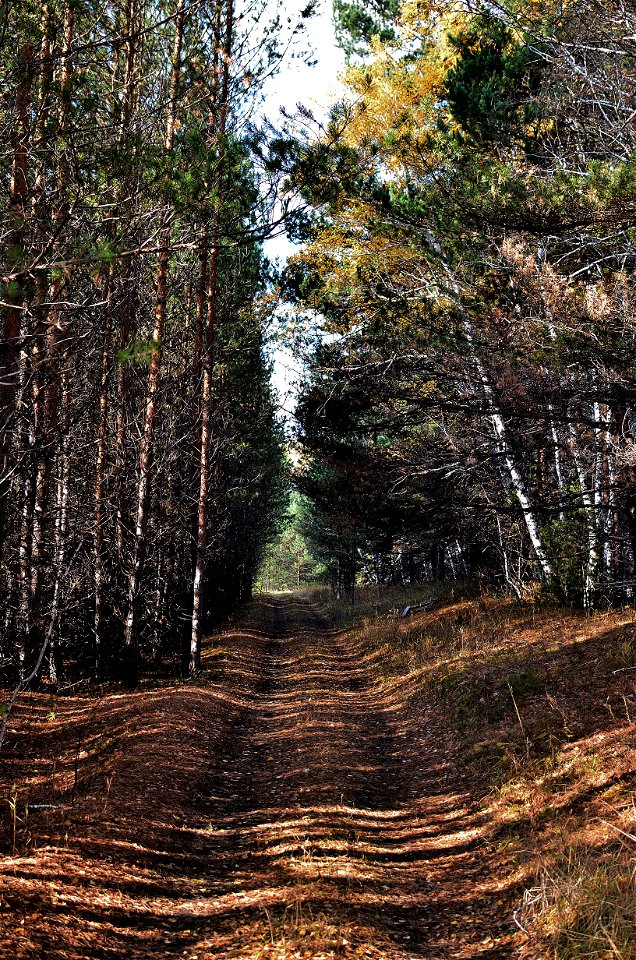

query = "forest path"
[[187, 595, 513, 960], [0, 596, 516, 959]]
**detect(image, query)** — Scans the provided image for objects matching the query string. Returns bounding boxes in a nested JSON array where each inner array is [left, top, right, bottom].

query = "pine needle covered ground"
[[1, 591, 634, 959]]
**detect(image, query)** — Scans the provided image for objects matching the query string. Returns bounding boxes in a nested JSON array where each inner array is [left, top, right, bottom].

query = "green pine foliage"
[[333, 0, 401, 58], [287, 0, 636, 606], [444, 16, 544, 144], [256, 494, 324, 592]]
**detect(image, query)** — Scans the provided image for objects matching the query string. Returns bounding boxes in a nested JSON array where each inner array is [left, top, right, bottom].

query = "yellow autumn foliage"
[[291, 200, 456, 337], [340, 1, 471, 168], [339, 0, 582, 168], [292, 0, 587, 334]]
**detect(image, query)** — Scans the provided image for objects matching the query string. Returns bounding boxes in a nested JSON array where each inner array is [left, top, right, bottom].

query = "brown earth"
[[0, 595, 520, 960]]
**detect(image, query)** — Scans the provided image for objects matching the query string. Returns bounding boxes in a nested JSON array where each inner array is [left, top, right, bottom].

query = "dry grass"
[[300, 581, 458, 627], [0, 595, 516, 960], [519, 840, 636, 960], [340, 589, 636, 960], [2, 588, 635, 959]]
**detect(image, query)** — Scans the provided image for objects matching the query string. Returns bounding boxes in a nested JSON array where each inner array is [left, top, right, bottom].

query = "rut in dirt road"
[[179, 595, 515, 960], [0, 595, 518, 960]]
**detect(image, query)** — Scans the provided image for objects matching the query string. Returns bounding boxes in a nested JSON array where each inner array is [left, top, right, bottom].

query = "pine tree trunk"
[[48, 358, 70, 683], [94, 275, 113, 678], [123, 0, 186, 683], [1, 42, 34, 483], [190, 0, 234, 678], [113, 0, 142, 569]]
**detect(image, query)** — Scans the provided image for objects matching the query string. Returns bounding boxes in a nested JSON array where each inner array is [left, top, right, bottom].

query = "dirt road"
[[0, 596, 517, 959]]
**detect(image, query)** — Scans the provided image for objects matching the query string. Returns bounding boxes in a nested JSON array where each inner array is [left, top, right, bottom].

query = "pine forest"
[[1, 2, 636, 959]]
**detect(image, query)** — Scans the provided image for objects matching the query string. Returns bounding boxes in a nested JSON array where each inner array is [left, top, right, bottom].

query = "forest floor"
[[1, 591, 635, 960]]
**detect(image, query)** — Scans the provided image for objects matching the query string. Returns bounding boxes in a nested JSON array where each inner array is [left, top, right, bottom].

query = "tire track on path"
[[180, 594, 516, 960]]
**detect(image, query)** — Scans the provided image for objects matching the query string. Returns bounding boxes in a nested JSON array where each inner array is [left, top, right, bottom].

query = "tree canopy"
[[287, 0, 636, 606]]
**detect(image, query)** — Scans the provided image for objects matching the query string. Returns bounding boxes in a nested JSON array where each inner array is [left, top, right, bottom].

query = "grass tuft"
[[522, 840, 636, 959]]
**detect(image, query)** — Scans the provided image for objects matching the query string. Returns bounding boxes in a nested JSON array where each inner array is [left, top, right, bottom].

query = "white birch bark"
[[568, 418, 599, 606], [465, 321, 555, 582], [602, 404, 617, 580], [431, 236, 556, 585], [548, 402, 565, 521]]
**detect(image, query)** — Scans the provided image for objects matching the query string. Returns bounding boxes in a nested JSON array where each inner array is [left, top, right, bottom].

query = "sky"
[[260, 0, 345, 418]]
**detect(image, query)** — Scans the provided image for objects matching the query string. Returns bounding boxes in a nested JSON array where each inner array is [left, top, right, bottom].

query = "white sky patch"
[[260, 0, 345, 415]]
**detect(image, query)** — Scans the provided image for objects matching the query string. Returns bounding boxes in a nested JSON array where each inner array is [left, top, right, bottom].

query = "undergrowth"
[[342, 587, 636, 960], [302, 580, 465, 627], [521, 839, 636, 960]]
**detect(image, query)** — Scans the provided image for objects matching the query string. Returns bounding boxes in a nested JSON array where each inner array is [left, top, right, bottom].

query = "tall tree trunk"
[[568, 417, 599, 606], [48, 357, 70, 683], [16, 318, 35, 679], [27, 0, 76, 675], [94, 273, 114, 678], [487, 400, 555, 583], [1, 41, 34, 574], [94, 0, 142, 673], [113, 0, 142, 568], [548, 401, 565, 521], [123, 0, 186, 683], [437, 246, 556, 587], [16, 14, 56, 678], [190, 0, 234, 677], [602, 405, 618, 584], [463, 314, 555, 584]]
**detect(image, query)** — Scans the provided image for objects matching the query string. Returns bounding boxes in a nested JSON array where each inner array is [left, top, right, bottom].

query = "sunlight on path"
[[173, 597, 513, 960], [0, 597, 515, 959]]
